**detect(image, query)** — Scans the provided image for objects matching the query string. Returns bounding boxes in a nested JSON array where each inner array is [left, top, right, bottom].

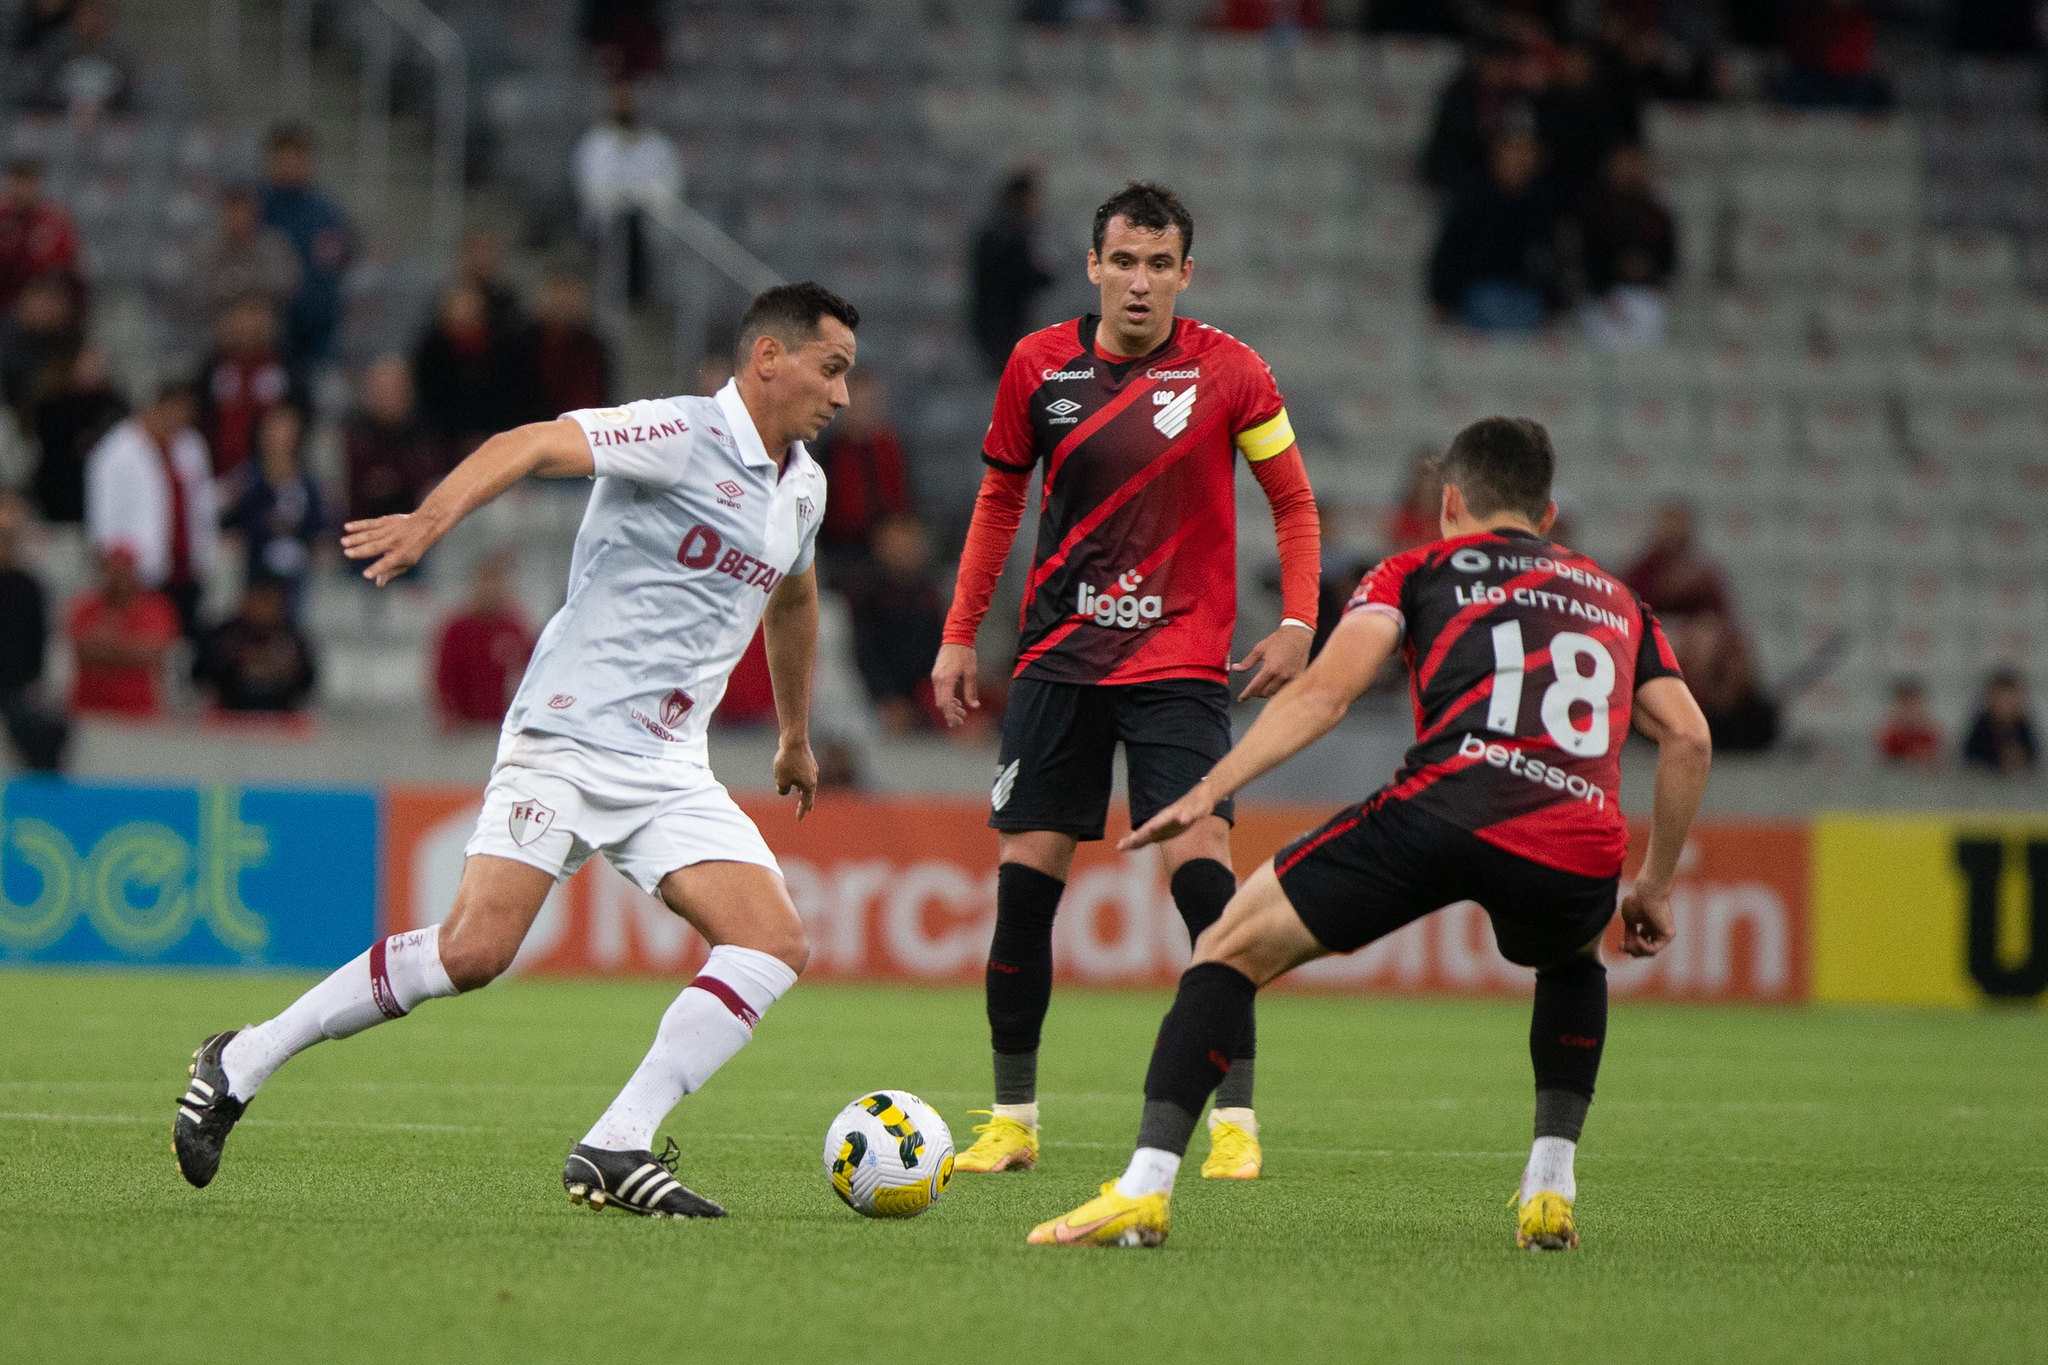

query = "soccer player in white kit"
[[173, 283, 858, 1219]]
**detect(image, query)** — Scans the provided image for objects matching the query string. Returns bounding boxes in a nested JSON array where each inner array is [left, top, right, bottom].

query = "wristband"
[[1280, 618, 1315, 632]]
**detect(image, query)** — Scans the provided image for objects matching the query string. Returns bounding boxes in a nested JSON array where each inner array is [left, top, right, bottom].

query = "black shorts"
[[1274, 799, 1617, 969], [990, 677, 1236, 842]]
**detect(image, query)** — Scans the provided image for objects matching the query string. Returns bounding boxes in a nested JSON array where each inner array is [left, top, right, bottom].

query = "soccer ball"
[[821, 1090, 954, 1218]]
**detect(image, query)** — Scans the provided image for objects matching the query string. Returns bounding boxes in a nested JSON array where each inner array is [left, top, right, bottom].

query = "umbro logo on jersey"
[[508, 799, 556, 848], [1045, 397, 1082, 423], [716, 479, 745, 508], [991, 759, 1020, 811], [1153, 385, 1197, 438]]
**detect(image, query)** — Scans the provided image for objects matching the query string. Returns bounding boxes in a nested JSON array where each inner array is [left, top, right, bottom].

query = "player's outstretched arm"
[[341, 418, 596, 586], [763, 565, 820, 818], [1123, 610, 1400, 850], [1619, 676, 1713, 957]]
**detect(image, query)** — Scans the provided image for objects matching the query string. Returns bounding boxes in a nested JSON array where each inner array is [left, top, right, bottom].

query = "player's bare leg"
[[176, 856, 555, 1188], [1028, 860, 1317, 1244], [567, 860, 807, 1219], [957, 829, 1075, 1171], [1156, 815, 1262, 1177]]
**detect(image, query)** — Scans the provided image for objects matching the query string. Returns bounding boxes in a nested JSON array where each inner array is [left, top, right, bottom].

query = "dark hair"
[[1440, 417, 1555, 522], [1891, 676, 1926, 700], [734, 281, 860, 365], [267, 122, 313, 153], [6, 158, 41, 180], [1091, 181, 1195, 261], [1987, 668, 2026, 692]]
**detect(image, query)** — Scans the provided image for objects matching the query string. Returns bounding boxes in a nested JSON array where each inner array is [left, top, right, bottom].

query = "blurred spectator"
[[1385, 446, 1443, 553], [580, 0, 666, 79], [0, 159, 79, 316], [1624, 502, 1734, 626], [31, 342, 122, 523], [1674, 613, 1778, 752], [194, 578, 316, 714], [1536, 44, 1640, 208], [0, 270, 81, 425], [19, 0, 133, 122], [816, 736, 864, 791], [1213, 0, 1323, 31], [0, 490, 69, 769], [458, 227, 526, 342], [969, 170, 1055, 378], [413, 283, 526, 459], [574, 83, 682, 308], [1946, 0, 2044, 55], [196, 295, 305, 483], [262, 124, 355, 365], [1019, 0, 1149, 24], [1363, 0, 1463, 34], [345, 355, 441, 524], [432, 551, 533, 729], [1877, 677, 1944, 767], [847, 514, 948, 734], [529, 267, 613, 419], [227, 404, 322, 618], [1428, 132, 1561, 331], [85, 381, 216, 640], [11, 0, 79, 58], [1961, 669, 2039, 776], [813, 367, 912, 587], [66, 544, 178, 718], [177, 184, 299, 340], [1598, 0, 1722, 102], [1776, 0, 1892, 110], [1420, 41, 1536, 200], [1575, 143, 1677, 351]]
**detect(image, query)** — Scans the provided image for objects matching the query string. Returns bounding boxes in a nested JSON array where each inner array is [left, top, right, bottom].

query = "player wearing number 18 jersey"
[[1027, 416, 1714, 1252]]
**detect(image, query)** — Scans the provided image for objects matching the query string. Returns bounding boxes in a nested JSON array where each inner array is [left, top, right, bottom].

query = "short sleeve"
[[566, 398, 695, 487], [1635, 601, 1684, 685], [1227, 341, 1293, 464], [981, 348, 1038, 473], [790, 473, 825, 575], [1344, 549, 1419, 639]]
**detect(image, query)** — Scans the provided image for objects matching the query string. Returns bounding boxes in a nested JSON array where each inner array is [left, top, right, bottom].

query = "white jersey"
[[503, 380, 825, 764]]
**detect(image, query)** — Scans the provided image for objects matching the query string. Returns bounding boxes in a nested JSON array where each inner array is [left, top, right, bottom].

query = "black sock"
[[987, 862, 1064, 1103], [1138, 962, 1257, 1157], [1529, 956, 1606, 1141], [1171, 859, 1257, 1111]]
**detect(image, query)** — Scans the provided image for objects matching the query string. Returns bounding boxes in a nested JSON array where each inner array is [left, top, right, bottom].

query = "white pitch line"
[[0, 1111, 489, 1134]]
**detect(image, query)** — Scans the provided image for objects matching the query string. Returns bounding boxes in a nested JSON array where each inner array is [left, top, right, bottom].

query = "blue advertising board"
[[0, 779, 377, 968]]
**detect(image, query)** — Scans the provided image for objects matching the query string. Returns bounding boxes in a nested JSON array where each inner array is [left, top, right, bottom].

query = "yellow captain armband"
[[1234, 409, 1295, 462]]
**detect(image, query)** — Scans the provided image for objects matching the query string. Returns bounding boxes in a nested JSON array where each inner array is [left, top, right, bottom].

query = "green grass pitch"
[[3, 971, 2045, 1363]]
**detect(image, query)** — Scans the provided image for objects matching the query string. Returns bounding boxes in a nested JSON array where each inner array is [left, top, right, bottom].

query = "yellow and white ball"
[[822, 1091, 954, 1218]]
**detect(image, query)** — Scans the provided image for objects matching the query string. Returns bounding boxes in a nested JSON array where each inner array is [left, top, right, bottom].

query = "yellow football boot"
[[1200, 1118, 1262, 1180], [953, 1111, 1039, 1173], [1515, 1190, 1579, 1250], [1026, 1181, 1170, 1247]]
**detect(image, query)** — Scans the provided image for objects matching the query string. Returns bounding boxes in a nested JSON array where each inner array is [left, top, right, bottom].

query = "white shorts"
[[466, 731, 779, 894]]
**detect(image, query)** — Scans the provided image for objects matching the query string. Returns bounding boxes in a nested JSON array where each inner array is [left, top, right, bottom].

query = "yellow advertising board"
[[1812, 815, 2048, 1007]]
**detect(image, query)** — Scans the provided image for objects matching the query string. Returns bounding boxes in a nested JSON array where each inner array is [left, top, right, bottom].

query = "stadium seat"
[[1732, 216, 1827, 286], [1830, 170, 1922, 227], [1818, 283, 1912, 349], [1646, 104, 1736, 166], [1927, 230, 2019, 289], [1923, 286, 2012, 348], [1732, 166, 1828, 221]]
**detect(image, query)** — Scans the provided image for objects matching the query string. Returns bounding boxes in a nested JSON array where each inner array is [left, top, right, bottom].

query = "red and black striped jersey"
[[982, 315, 1299, 686], [1346, 528, 1684, 879]]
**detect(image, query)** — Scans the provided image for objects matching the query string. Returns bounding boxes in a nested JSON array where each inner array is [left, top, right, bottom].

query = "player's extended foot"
[[563, 1138, 727, 1219], [173, 1031, 248, 1189], [1026, 1181, 1169, 1247], [1516, 1190, 1579, 1250], [954, 1110, 1039, 1173], [1201, 1118, 1262, 1180]]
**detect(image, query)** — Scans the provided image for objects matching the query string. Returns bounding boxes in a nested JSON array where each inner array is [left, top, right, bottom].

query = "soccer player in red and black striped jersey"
[[932, 183, 1322, 1179], [1025, 416, 1714, 1251]]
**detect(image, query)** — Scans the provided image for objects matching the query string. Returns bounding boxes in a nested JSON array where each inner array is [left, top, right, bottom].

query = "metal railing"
[[594, 198, 784, 389]]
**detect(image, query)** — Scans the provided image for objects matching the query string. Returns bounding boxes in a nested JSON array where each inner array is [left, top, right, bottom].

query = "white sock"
[[221, 925, 458, 1101], [992, 1101, 1038, 1129], [1521, 1135, 1577, 1202], [580, 945, 797, 1152], [1209, 1107, 1257, 1136], [1114, 1146, 1182, 1199]]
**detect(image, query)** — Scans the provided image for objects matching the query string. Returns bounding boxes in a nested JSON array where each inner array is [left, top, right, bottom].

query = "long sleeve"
[[941, 461, 1031, 647], [1248, 445, 1321, 629]]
